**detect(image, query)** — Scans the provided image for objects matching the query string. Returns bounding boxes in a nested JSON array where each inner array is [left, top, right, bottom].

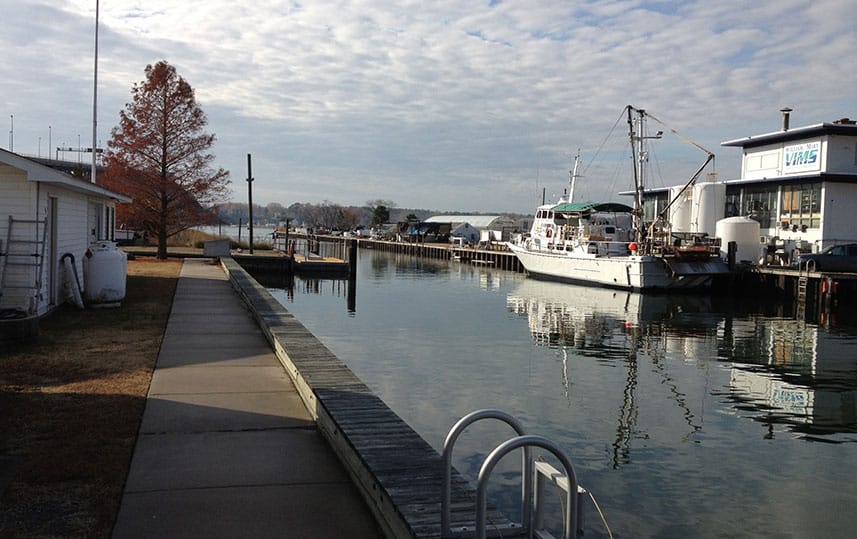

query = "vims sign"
[[784, 141, 820, 172]]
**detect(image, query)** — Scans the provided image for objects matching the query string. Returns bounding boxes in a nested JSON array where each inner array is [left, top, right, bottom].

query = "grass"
[[0, 258, 182, 537], [169, 228, 274, 251]]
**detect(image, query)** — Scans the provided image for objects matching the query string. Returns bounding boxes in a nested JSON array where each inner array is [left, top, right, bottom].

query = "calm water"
[[266, 250, 857, 538]]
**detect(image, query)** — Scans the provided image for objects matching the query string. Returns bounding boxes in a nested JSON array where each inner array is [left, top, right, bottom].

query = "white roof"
[[424, 215, 514, 228], [0, 148, 131, 202]]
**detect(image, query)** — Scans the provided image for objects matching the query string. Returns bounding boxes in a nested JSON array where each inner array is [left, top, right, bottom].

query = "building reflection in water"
[[506, 279, 857, 445]]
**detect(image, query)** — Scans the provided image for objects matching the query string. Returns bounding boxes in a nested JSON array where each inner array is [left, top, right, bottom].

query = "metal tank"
[[83, 240, 128, 307], [669, 186, 692, 233], [692, 182, 726, 236]]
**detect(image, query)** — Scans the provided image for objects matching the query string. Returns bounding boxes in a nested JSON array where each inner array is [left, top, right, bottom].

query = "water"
[[265, 250, 857, 538], [196, 225, 276, 244]]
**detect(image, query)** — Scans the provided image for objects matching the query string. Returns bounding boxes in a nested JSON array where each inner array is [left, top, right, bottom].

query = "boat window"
[[605, 226, 616, 234]]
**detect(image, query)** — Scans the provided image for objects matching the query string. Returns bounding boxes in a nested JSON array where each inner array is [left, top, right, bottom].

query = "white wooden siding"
[[2, 165, 118, 316]]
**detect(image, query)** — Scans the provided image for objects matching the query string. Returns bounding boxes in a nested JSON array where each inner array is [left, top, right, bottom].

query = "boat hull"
[[507, 243, 714, 290]]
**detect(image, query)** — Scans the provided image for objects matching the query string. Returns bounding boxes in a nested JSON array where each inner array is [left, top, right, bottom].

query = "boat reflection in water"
[[506, 278, 857, 441], [269, 250, 857, 537]]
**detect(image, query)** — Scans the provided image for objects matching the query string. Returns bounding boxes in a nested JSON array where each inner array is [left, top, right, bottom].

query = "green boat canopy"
[[550, 201, 634, 213]]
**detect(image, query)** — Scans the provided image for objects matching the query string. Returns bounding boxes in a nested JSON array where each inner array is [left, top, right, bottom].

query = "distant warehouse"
[[424, 215, 520, 245]]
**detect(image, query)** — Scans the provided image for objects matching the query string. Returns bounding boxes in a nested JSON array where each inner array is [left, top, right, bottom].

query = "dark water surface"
[[267, 250, 857, 538]]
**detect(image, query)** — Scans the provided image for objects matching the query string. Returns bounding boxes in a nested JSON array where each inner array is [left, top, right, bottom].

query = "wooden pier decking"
[[221, 257, 513, 538]]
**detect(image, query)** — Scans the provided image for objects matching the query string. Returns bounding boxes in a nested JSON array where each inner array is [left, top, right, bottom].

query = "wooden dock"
[[221, 257, 514, 538], [750, 265, 857, 318], [358, 238, 524, 272], [292, 253, 350, 274]]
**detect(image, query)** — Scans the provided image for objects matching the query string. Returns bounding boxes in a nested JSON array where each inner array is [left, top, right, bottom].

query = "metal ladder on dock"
[[797, 261, 814, 304], [0, 216, 48, 315], [441, 409, 589, 539]]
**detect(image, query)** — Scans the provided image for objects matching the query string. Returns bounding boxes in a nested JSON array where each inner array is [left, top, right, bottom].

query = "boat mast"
[[627, 106, 643, 243], [568, 149, 581, 204], [627, 105, 661, 246]]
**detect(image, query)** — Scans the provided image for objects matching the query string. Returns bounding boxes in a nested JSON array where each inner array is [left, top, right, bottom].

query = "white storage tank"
[[669, 186, 692, 233], [83, 241, 127, 307], [716, 216, 761, 264], [692, 182, 726, 236]]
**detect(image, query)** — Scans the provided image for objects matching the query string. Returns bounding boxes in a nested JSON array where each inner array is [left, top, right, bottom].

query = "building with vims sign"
[[642, 109, 857, 259]]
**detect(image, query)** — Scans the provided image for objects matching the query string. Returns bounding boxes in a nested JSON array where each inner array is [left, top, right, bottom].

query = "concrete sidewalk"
[[113, 259, 381, 538]]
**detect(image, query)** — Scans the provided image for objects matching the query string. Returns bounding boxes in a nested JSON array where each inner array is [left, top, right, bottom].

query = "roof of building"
[[424, 215, 515, 228], [721, 120, 857, 149], [0, 148, 131, 202], [722, 172, 857, 186]]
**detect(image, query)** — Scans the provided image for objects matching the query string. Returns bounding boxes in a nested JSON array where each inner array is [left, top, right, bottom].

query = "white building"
[[0, 149, 130, 317], [720, 113, 857, 251], [641, 112, 857, 254]]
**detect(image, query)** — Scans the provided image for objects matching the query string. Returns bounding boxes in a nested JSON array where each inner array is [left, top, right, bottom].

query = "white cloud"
[[2, 0, 855, 213]]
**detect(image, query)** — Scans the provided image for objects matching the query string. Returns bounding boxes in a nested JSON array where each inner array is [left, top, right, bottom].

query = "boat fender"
[[629, 242, 638, 252], [60, 253, 85, 309]]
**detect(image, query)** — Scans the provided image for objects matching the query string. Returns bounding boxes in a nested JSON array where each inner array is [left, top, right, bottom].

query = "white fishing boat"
[[508, 105, 729, 291]]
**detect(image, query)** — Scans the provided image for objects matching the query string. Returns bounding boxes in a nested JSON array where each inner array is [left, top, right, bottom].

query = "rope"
[[588, 489, 614, 539], [581, 108, 628, 179]]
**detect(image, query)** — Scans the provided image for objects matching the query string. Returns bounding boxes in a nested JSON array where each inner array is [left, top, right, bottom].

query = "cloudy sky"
[[2, 0, 855, 213]]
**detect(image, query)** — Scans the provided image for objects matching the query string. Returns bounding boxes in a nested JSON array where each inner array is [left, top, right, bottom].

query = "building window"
[[725, 192, 740, 218], [780, 183, 821, 229], [742, 185, 778, 228]]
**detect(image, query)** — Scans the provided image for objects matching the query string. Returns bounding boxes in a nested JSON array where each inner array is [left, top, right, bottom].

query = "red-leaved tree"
[[102, 61, 230, 259]]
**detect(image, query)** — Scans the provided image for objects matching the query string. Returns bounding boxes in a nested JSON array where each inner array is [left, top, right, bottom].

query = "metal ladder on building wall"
[[442, 409, 593, 539], [0, 216, 48, 315]]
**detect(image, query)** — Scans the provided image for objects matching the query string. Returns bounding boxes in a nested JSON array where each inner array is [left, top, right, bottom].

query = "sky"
[[2, 0, 856, 214]]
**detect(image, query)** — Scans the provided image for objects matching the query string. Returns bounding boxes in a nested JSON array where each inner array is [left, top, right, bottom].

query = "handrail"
[[441, 409, 531, 537], [476, 435, 579, 539]]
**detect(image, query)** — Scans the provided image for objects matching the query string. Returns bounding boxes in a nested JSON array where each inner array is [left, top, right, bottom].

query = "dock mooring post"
[[727, 241, 737, 270], [247, 153, 254, 255], [347, 238, 358, 313], [348, 238, 358, 274]]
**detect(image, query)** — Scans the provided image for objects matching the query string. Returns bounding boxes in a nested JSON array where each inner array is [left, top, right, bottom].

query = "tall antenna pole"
[[91, 0, 99, 183]]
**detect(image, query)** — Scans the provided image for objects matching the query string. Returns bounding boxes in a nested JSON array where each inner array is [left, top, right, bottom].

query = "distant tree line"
[[211, 200, 440, 230]]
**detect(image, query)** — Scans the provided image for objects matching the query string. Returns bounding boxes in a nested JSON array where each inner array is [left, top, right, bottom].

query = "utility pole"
[[247, 153, 254, 254], [91, 0, 99, 183]]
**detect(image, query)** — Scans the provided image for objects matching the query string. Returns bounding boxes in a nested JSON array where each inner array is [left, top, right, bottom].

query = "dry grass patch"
[[0, 258, 182, 537]]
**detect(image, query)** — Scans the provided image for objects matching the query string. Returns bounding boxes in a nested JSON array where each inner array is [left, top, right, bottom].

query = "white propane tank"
[[83, 241, 127, 307], [716, 216, 761, 264]]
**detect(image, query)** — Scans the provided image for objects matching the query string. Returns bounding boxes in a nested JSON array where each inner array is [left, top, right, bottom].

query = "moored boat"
[[508, 105, 729, 291]]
